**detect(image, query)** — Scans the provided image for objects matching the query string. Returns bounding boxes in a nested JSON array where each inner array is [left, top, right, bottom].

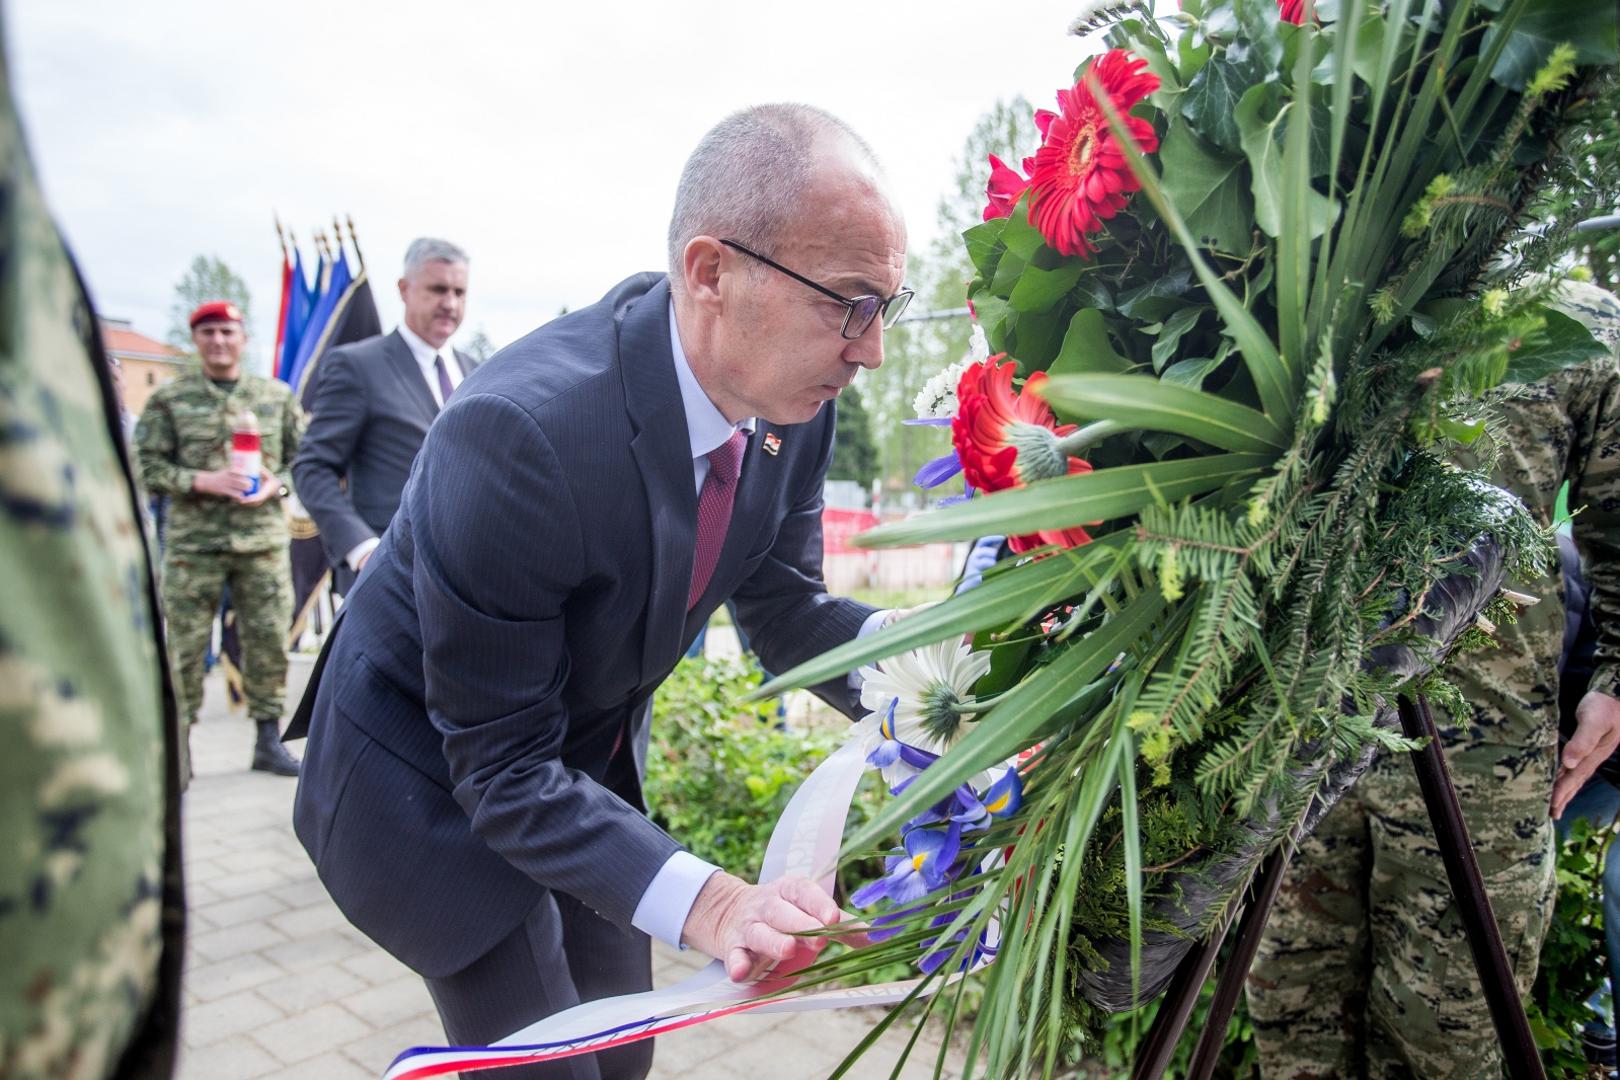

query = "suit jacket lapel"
[[618, 280, 697, 686], [384, 330, 440, 421]]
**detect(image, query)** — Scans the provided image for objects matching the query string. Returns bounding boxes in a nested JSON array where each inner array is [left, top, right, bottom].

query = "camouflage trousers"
[[160, 548, 291, 723], [1247, 737, 1557, 1079]]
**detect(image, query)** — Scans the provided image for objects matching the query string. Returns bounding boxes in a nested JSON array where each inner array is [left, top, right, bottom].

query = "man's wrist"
[[346, 536, 382, 571], [680, 870, 745, 954]]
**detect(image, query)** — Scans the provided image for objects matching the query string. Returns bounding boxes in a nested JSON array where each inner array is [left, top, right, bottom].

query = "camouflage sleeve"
[[1569, 354, 1620, 701], [276, 389, 304, 492], [132, 396, 193, 497]]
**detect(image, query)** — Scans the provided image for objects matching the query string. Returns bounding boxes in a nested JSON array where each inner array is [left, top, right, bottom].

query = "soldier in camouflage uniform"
[[134, 304, 305, 776], [1247, 300, 1620, 1076], [0, 36, 184, 1079]]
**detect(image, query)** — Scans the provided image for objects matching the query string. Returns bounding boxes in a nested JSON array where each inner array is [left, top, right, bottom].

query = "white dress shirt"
[[343, 325, 465, 570], [631, 303, 887, 952]]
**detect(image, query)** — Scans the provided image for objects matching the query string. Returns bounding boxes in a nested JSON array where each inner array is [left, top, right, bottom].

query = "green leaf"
[[1158, 121, 1255, 256], [1161, 356, 1222, 390], [1117, 270, 1193, 321], [1011, 309, 1067, 370], [989, 247, 1029, 299], [1008, 261, 1084, 314], [1504, 308, 1609, 384], [1181, 55, 1256, 153], [1147, 305, 1208, 372], [1001, 198, 1046, 261], [963, 219, 1007, 279], [1072, 275, 1115, 311], [854, 454, 1273, 547], [1049, 308, 1133, 376], [1482, 0, 1619, 89], [1039, 373, 1289, 453], [974, 293, 1014, 351], [1235, 84, 1340, 240]]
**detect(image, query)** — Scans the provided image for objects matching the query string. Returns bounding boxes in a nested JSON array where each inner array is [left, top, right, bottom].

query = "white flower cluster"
[[911, 325, 991, 419]]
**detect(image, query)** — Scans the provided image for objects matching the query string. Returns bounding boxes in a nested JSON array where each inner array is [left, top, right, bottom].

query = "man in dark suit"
[[288, 103, 913, 1079], [293, 238, 476, 595]]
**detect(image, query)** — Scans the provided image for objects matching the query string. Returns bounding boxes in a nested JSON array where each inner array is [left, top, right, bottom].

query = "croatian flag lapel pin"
[[762, 432, 782, 456]]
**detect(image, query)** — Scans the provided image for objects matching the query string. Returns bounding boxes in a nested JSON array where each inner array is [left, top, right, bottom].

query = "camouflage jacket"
[[0, 49, 184, 1080], [1450, 349, 1620, 750], [134, 370, 303, 554]]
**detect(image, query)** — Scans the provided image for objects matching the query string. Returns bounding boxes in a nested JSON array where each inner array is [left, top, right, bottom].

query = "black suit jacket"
[[291, 274, 874, 977], [293, 329, 478, 585]]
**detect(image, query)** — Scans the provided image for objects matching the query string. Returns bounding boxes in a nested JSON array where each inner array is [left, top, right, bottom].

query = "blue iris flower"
[[850, 823, 963, 909], [918, 917, 1000, 975], [913, 450, 963, 489], [981, 768, 1024, 819]]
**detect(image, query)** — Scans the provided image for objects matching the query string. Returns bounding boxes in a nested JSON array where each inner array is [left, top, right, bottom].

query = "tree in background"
[[828, 384, 879, 487], [168, 255, 252, 355], [861, 98, 1041, 496], [461, 326, 496, 364]]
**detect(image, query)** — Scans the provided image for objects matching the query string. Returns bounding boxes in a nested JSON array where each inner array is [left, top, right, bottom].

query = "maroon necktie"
[[434, 354, 455, 403], [687, 431, 747, 610]]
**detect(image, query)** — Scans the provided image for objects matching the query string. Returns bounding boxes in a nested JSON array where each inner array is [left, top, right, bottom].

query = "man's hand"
[[192, 468, 253, 499], [1551, 690, 1620, 819], [236, 472, 282, 507], [680, 872, 859, 983], [881, 601, 940, 630]]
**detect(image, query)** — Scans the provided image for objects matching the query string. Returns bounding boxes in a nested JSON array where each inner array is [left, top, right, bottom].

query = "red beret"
[[189, 300, 243, 328]]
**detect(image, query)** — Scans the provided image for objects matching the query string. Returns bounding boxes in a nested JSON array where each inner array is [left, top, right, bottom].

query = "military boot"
[[252, 718, 300, 776]]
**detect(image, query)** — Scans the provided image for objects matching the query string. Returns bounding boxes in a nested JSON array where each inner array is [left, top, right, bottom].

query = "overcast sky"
[[10, 1, 1096, 372]]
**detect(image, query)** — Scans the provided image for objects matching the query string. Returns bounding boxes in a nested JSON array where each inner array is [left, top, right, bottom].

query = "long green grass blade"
[[1277, 11, 1317, 380], [752, 532, 1127, 695], [853, 454, 1272, 548], [1040, 373, 1289, 453], [1118, 734, 1144, 1006]]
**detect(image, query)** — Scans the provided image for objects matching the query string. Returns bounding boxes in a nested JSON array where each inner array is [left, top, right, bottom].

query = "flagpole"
[[273, 212, 289, 264], [346, 214, 365, 273], [332, 215, 348, 264]]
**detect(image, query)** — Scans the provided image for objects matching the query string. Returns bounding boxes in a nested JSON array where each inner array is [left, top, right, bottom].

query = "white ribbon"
[[383, 737, 979, 1080]]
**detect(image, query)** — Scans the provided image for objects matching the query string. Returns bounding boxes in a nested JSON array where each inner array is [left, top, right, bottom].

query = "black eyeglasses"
[[721, 239, 913, 340]]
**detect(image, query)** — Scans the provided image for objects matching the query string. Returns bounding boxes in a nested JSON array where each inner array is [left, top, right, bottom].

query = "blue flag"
[[276, 248, 313, 383], [287, 252, 351, 393]]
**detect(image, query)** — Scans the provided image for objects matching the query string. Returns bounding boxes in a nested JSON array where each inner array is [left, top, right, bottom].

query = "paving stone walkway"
[[174, 659, 960, 1079]]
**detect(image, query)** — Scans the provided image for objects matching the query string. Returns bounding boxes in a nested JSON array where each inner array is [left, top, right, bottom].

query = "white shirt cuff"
[[345, 536, 382, 571], [632, 850, 720, 950], [848, 609, 894, 692]]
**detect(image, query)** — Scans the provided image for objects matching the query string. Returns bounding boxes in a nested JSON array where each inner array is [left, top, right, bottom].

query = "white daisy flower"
[[854, 638, 996, 788]]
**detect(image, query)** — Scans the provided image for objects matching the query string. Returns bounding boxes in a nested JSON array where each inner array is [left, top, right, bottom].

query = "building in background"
[[101, 317, 185, 415]]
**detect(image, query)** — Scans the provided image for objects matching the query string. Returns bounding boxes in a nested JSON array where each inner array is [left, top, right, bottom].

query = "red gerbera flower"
[[1278, 0, 1308, 23], [952, 355, 1094, 493], [982, 154, 1031, 221], [1027, 49, 1160, 258], [1008, 523, 1094, 555]]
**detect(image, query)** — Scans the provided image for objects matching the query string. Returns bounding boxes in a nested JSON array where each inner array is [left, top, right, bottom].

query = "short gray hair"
[[403, 237, 468, 279], [667, 104, 879, 286]]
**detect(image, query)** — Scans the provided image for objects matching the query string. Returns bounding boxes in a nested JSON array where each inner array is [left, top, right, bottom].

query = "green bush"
[[1529, 817, 1613, 1074], [644, 654, 888, 901]]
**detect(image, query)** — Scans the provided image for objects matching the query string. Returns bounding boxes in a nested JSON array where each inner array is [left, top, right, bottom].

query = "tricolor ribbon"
[[384, 738, 995, 1079]]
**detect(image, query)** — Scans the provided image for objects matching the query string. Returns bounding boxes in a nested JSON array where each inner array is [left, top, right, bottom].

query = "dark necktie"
[[687, 431, 747, 610], [434, 353, 454, 403]]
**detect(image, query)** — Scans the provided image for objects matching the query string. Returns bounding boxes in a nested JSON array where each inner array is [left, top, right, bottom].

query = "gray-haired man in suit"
[[290, 104, 914, 1080], [294, 238, 477, 595]]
